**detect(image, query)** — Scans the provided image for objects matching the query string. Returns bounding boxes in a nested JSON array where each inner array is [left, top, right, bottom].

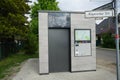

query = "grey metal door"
[[49, 29, 70, 72]]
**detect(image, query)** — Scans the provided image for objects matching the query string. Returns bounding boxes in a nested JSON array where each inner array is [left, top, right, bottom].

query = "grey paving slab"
[[12, 58, 116, 80]]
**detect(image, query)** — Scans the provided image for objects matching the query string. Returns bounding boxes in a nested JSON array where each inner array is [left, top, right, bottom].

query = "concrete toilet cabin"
[[38, 11, 96, 74]]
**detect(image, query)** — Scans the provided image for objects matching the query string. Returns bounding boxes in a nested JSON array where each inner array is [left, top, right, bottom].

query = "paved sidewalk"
[[12, 58, 116, 80]]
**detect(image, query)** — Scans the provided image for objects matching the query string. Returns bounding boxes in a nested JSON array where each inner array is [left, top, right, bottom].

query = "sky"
[[30, 0, 112, 11], [28, 0, 113, 23], [56, 0, 112, 11]]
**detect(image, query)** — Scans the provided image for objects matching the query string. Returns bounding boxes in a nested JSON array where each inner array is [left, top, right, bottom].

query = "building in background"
[[93, 1, 116, 46]]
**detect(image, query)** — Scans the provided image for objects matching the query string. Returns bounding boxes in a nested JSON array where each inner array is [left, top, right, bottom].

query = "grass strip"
[[0, 52, 38, 79]]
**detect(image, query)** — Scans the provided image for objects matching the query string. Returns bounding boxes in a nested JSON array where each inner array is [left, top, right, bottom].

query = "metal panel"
[[48, 29, 70, 72]]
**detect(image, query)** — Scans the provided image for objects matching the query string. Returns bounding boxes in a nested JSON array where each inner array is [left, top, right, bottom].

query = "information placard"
[[74, 29, 91, 57], [75, 29, 91, 41]]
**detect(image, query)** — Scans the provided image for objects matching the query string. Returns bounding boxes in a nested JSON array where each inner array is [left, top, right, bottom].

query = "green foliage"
[[30, 17, 38, 35], [0, 0, 30, 38], [102, 33, 115, 48], [24, 33, 38, 54], [30, 0, 60, 35], [31, 0, 59, 18], [0, 52, 38, 79], [26, 0, 60, 54]]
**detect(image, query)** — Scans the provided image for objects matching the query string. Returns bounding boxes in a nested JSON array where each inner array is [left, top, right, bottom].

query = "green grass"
[[0, 52, 38, 79]]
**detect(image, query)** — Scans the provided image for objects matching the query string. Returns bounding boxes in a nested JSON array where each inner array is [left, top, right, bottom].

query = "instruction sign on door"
[[74, 29, 91, 56]]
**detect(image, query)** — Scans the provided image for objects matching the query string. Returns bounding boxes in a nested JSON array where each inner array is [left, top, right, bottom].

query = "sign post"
[[87, 0, 120, 80], [114, 0, 120, 80]]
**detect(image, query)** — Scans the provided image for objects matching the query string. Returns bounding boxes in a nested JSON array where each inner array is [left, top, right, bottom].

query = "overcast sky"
[[56, 0, 112, 11], [30, 0, 112, 11]]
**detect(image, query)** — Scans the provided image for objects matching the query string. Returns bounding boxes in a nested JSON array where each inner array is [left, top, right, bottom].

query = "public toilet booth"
[[39, 11, 96, 74]]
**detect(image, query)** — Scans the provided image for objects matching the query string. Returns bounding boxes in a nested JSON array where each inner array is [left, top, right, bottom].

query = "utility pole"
[[89, 0, 120, 79], [114, 0, 120, 80]]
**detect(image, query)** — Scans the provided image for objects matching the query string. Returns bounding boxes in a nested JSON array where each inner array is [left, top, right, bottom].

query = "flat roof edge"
[[38, 10, 85, 14]]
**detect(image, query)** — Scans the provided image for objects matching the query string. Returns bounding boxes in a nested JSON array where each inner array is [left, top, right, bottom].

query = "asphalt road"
[[97, 48, 116, 63], [96, 48, 117, 73]]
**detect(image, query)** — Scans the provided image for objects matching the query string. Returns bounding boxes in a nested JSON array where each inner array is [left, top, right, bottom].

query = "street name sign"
[[85, 10, 114, 18]]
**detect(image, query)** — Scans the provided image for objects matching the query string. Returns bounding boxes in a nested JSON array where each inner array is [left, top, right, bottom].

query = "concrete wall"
[[39, 13, 49, 74], [71, 13, 96, 72]]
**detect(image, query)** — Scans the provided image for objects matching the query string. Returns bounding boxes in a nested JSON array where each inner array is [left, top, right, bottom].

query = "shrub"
[[101, 33, 116, 48], [24, 33, 38, 54]]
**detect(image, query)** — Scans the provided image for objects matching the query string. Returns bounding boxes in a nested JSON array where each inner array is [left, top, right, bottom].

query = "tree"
[[24, 0, 60, 54], [0, 0, 30, 38], [30, 0, 60, 35], [0, 0, 30, 56]]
